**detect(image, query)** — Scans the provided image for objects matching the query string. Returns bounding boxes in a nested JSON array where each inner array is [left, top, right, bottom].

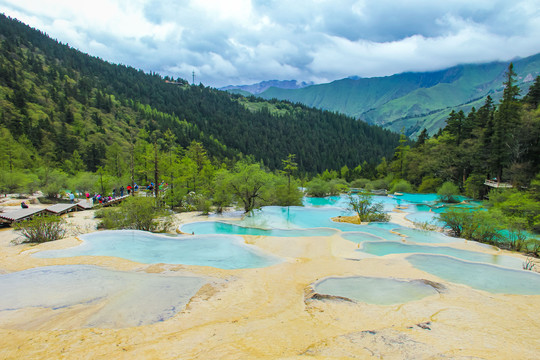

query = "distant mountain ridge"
[[0, 14, 400, 173], [220, 79, 314, 95], [255, 54, 540, 137]]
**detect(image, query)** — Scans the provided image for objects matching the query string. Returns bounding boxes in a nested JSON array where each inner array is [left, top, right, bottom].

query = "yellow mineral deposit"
[[0, 210, 538, 359]]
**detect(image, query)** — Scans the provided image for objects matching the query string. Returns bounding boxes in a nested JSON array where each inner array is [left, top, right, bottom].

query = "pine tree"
[[524, 75, 540, 108], [415, 128, 429, 147], [490, 63, 521, 182]]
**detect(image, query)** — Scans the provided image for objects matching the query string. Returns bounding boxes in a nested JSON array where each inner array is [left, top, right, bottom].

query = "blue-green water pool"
[[313, 276, 439, 305], [407, 254, 540, 294], [360, 242, 523, 269], [35, 230, 281, 269], [181, 221, 338, 237], [392, 227, 459, 244]]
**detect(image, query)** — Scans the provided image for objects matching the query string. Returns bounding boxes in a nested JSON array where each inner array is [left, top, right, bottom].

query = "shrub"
[[328, 178, 349, 195], [439, 208, 503, 244], [438, 209, 470, 238], [14, 215, 67, 243], [98, 197, 172, 232], [417, 176, 442, 193], [526, 239, 540, 257], [306, 178, 330, 197], [505, 217, 529, 251], [350, 178, 370, 189], [389, 179, 413, 193], [466, 210, 503, 244], [366, 178, 389, 191], [523, 257, 537, 271], [348, 193, 390, 222], [437, 182, 460, 203], [464, 173, 485, 199], [272, 176, 303, 207], [0, 170, 32, 195]]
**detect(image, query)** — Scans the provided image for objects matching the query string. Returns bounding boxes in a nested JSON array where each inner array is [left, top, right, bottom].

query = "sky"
[[1, 0, 540, 88]]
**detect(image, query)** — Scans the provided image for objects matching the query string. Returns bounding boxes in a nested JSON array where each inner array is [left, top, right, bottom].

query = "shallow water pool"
[[35, 230, 281, 269], [313, 276, 439, 305], [180, 221, 338, 237], [0, 265, 207, 328], [407, 254, 540, 294], [360, 242, 523, 269], [405, 211, 444, 226], [391, 227, 460, 244]]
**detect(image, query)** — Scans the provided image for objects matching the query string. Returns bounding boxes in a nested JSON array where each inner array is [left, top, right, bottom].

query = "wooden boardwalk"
[[484, 179, 513, 188], [101, 195, 130, 207], [44, 203, 78, 215], [0, 195, 131, 226], [0, 208, 46, 224], [76, 200, 94, 210]]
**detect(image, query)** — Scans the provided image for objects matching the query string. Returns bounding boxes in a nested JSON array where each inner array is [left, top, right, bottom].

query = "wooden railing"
[[484, 179, 513, 188]]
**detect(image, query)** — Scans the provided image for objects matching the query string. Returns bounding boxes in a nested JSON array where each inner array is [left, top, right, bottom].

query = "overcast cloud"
[[1, 0, 539, 87]]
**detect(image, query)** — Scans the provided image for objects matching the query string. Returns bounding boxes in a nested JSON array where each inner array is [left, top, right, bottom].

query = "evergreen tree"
[[445, 110, 466, 145], [415, 128, 429, 147], [281, 153, 298, 205], [490, 63, 520, 182], [524, 75, 540, 108]]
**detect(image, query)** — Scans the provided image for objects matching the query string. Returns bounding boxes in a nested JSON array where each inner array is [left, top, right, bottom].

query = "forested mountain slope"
[[0, 14, 399, 174], [259, 54, 540, 137]]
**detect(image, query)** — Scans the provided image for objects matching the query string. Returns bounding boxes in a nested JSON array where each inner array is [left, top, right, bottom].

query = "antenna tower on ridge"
[[192, 70, 195, 85]]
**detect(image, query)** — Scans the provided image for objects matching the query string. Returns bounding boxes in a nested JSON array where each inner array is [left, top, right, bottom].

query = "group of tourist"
[[57, 181, 172, 206], [146, 181, 168, 192]]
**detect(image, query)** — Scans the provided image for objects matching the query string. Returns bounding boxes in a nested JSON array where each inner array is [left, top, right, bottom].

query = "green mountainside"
[[260, 54, 540, 137], [0, 14, 399, 174]]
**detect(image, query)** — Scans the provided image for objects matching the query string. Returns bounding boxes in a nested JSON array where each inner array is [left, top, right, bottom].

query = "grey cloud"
[[1, 0, 539, 88]]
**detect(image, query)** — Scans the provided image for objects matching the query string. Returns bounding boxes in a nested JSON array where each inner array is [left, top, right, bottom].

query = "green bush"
[[14, 215, 67, 243], [389, 179, 413, 193], [0, 170, 32, 195], [437, 182, 460, 203], [438, 209, 470, 238], [350, 178, 370, 189], [306, 178, 330, 197], [97, 197, 172, 232], [464, 173, 485, 199], [439, 209, 503, 244], [417, 176, 442, 193], [348, 193, 390, 222], [272, 176, 303, 207], [328, 178, 349, 195], [526, 239, 540, 257], [366, 178, 389, 191]]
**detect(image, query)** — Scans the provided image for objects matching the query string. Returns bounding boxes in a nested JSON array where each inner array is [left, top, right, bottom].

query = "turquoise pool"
[[407, 254, 540, 294], [313, 276, 439, 305], [360, 242, 523, 269], [35, 230, 281, 269], [392, 227, 460, 244], [181, 221, 338, 237], [405, 211, 444, 226]]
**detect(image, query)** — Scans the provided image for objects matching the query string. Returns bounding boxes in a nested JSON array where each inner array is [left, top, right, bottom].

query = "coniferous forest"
[[0, 13, 399, 181]]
